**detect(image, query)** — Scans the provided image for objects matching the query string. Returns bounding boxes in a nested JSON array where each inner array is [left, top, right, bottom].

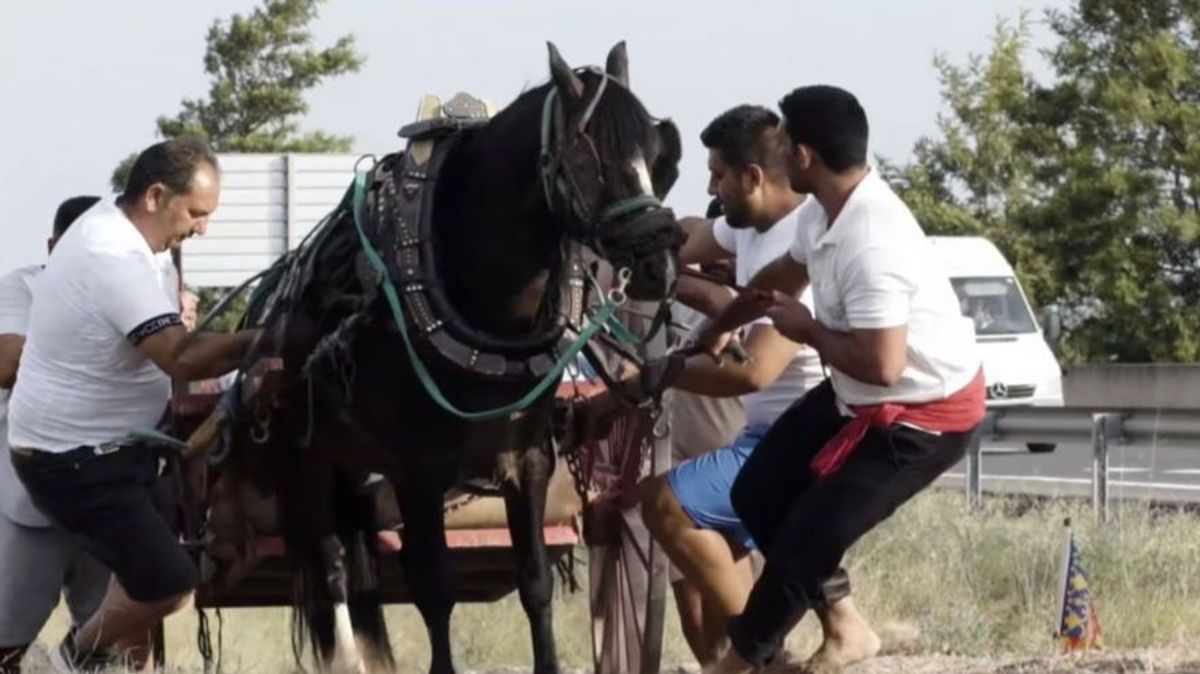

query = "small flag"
[[1056, 519, 1103, 653]]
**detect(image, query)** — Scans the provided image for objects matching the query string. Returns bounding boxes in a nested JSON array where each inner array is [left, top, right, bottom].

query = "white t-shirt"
[[0, 265, 55, 526], [788, 170, 980, 405], [713, 202, 825, 427], [8, 201, 182, 453]]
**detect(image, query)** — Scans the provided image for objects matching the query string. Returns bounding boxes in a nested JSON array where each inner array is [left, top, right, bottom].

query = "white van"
[[928, 236, 1064, 452]]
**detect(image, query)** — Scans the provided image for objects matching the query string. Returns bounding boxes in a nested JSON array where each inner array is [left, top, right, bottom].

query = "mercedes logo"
[[988, 382, 1009, 399]]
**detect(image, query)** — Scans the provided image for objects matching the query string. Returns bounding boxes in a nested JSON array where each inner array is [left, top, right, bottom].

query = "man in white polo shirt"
[[8, 138, 260, 670], [0, 196, 110, 674], [640, 105, 877, 667], [695, 87, 985, 674]]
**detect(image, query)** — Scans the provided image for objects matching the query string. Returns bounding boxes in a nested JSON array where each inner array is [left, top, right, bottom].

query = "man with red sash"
[[695, 85, 985, 674]]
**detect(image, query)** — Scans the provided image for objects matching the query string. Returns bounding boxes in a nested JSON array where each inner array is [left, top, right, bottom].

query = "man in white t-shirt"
[[639, 105, 875, 667], [0, 196, 112, 674], [662, 199, 746, 663], [7, 139, 260, 670], [697, 88, 985, 674]]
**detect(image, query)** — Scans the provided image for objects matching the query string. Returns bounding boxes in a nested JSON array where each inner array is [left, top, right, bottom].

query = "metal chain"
[[559, 403, 593, 509]]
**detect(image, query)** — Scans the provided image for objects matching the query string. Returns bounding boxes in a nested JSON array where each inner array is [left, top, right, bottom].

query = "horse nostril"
[[637, 259, 662, 285]]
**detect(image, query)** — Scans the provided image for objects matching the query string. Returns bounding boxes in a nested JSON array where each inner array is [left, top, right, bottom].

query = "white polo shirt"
[[8, 201, 181, 453], [713, 202, 825, 427], [788, 170, 980, 406], [0, 265, 57, 526]]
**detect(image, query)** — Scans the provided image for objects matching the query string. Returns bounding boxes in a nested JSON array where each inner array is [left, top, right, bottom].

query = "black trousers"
[[728, 380, 977, 666], [11, 444, 198, 603]]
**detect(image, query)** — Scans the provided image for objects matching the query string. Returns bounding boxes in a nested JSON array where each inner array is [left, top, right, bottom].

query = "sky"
[[0, 0, 1069, 273]]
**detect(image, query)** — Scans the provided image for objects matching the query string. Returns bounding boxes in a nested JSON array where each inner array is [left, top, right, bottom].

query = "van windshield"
[[949, 277, 1038, 335]]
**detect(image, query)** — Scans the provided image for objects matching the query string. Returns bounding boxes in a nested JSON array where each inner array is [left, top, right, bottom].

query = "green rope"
[[349, 170, 621, 421]]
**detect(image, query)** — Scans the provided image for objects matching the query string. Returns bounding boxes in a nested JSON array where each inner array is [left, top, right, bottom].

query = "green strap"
[[600, 194, 661, 222], [349, 170, 619, 421], [124, 428, 189, 453]]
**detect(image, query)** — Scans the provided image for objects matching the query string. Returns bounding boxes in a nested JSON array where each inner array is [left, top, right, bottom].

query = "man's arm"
[[675, 275, 734, 318], [678, 216, 731, 266], [805, 322, 906, 387], [699, 253, 811, 350], [764, 243, 914, 388], [0, 334, 23, 389], [137, 326, 259, 382], [673, 324, 804, 397], [0, 269, 33, 390]]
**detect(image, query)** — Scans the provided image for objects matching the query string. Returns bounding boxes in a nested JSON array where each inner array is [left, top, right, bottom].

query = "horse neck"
[[433, 117, 562, 339]]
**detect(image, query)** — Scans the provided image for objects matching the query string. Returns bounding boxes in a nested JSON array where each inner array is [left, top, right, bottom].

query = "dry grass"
[[28, 489, 1200, 672]]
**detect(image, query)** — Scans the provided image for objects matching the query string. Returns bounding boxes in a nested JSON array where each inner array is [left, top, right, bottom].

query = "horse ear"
[[651, 119, 682, 198], [605, 40, 629, 87], [547, 42, 584, 105]]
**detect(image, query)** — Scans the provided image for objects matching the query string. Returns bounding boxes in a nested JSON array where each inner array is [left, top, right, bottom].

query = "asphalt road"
[[938, 437, 1200, 503]]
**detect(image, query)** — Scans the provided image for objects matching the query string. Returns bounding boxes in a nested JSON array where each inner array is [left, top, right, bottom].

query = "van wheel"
[[1027, 443, 1056, 453]]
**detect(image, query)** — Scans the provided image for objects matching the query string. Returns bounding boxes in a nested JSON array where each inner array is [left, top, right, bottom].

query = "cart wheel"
[[585, 397, 671, 674]]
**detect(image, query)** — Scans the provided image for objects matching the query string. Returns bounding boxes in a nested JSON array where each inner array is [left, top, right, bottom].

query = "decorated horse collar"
[[359, 94, 587, 382]]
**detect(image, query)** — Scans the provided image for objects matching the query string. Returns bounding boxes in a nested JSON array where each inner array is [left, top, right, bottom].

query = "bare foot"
[[807, 597, 882, 672], [702, 648, 756, 674]]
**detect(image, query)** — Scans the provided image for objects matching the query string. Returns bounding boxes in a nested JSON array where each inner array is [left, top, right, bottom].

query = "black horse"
[[213, 42, 681, 674]]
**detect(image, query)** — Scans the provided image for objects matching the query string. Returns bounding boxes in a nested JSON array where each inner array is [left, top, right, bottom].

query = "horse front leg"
[[397, 473, 458, 674], [502, 444, 559, 674], [318, 534, 367, 674]]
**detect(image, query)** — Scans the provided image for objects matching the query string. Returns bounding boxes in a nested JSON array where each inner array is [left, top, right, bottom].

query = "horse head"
[[541, 41, 683, 301]]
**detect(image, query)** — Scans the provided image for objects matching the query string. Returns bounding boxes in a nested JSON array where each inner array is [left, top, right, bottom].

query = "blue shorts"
[[665, 424, 769, 551]]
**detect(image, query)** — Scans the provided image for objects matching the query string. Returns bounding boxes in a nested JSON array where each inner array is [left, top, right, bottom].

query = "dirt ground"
[[20, 645, 1200, 673]]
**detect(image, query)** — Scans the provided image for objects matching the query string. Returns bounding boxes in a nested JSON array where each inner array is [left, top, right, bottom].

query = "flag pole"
[[1055, 517, 1073, 653]]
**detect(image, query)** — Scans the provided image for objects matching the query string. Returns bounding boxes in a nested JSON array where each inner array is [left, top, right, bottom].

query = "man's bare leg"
[[805, 596, 880, 671], [672, 579, 708, 661], [701, 553, 753, 659], [643, 477, 755, 663], [70, 578, 190, 661], [701, 648, 755, 674], [112, 632, 153, 672]]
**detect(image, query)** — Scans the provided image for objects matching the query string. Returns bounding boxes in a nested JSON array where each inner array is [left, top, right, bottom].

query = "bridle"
[[537, 67, 684, 264]]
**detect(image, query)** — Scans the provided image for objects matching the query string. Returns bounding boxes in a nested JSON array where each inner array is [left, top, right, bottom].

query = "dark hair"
[[120, 137, 219, 203], [704, 198, 724, 219], [53, 195, 102, 238], [778, 85, 868, 172], [700, 104, 789, 179]]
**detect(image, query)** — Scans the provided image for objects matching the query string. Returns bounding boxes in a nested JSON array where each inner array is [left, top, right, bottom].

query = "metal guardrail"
[[966, 407, 1200, 522]]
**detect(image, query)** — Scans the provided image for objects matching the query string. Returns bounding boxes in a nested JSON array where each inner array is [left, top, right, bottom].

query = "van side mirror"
[[1041, 304, 1062, 345]]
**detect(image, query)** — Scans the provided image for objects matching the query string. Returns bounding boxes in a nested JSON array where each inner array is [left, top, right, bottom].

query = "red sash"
[[811, 370, 986, 481]]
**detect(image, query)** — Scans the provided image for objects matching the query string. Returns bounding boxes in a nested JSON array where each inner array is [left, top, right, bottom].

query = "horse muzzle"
[[595, 207, 682, 301]]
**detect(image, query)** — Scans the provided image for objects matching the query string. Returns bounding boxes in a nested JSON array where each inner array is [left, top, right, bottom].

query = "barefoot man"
[[640, 104, 878, 668], [696, 86, 986, 673]]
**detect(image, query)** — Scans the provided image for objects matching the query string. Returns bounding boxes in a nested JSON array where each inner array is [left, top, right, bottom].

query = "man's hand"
[[691, 287, 775, 362], [763, 291, 819, 343], [690, 319, 734, 363]]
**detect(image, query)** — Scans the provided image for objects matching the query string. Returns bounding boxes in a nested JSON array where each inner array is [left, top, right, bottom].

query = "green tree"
[[113, 0, 364, 331], [889, 3, 1200, 362], [1036, 0, 1200, 362], [883, 15, 1060, 310], [111, 0, 364, 190]]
